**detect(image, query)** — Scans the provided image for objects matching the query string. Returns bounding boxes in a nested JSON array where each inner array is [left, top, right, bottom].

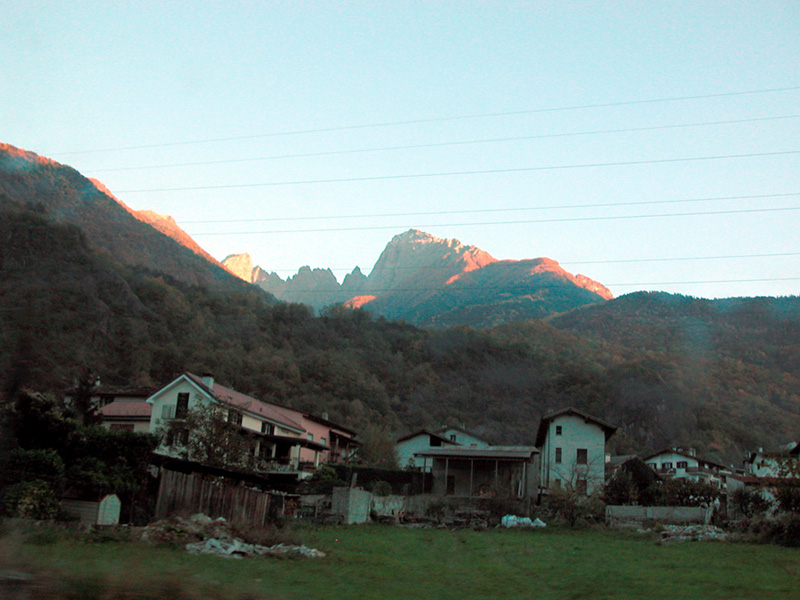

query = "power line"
[[181, 192, 800, 225], [189, 205, 800, 236], [89, 114, 800, 173], [118, 150, 800, 194], [55, 84, 800, 156]]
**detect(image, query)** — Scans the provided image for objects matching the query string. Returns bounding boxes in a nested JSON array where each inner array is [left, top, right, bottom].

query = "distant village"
[[54, 371, 799, 528]]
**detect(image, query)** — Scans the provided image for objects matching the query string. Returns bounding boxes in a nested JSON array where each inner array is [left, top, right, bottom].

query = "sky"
[[3, 1, 799, 299]]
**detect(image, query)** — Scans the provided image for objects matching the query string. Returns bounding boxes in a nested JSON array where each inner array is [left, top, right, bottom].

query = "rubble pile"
[[141, 513, 325, 559], [660, 524, 728, 543], [140, 513, 239, 546], [185, 538, 325, 559]]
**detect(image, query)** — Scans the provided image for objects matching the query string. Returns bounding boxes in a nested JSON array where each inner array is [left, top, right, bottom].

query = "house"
[[396, 426, 490, 470], [414, 445, 539, 498], [642, 447, 734, 490], [743, 443, 799, 478], [97, 400, 152, 433], [270, 406, 361, 466], [535, 407, 617, 496], [145, 373, 354, 474]]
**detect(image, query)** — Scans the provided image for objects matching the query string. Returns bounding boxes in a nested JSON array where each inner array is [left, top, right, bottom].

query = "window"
[[450, 434, 457, 442], [110, 424, 134, 431], [577, 449, 588, 465], [261, 422, 274, 435], [553, 479, 561, 488], [175, 393, 189, 419], [576, 479, 588, 495], [430, 436, 442, 447], [676, 461, 688, 469], [555, 447, 562, 464], [307, 433, 314, 441], [556, 425, 562, 435], [227, 410, 242, 427], [661, 462, 673, 470], [321, 437, 327, 446], [161, 404, 175, 420]]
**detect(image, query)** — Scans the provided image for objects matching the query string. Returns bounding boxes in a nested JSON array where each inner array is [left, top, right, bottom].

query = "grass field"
[[2, 523, 799, 599]]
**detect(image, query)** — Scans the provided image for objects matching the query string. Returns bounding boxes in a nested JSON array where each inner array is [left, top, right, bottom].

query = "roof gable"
[[535, 407, 617, 447], [396, 429, 460, 446]]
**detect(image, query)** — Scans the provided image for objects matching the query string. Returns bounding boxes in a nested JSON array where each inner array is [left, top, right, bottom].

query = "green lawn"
[[3, 524, 799, 600]]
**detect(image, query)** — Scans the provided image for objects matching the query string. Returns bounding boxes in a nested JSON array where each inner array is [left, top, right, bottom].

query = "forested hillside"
[[3, 201, 800, 464]]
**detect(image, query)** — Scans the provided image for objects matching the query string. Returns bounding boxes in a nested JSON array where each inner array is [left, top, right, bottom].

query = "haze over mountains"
[[224, 229, 612, 327]]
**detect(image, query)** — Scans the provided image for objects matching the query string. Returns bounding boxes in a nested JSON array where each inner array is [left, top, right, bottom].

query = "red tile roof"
[[98, 400, 152, 419], [185, 373, 304, 432]]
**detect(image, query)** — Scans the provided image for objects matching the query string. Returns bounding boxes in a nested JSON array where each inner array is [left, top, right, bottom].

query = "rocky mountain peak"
[[222, 253, 255, 282]]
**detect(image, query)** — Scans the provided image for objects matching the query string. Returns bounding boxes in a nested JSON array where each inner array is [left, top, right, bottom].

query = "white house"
[[535, 407, 617, 497], [642, 447, 734, 490], [146, 373, 330, 472], [396, 427, 490, 471], [743, 443, 799, 478]]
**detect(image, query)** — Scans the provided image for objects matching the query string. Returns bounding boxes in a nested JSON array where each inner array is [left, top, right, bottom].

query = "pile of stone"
[[660, 524, 728, 543], [141, 513, 325, 559], [185, 538, 325, 559]]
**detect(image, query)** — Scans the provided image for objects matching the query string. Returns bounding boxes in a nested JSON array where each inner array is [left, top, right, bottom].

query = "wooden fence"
[[155, 468, 273, 529]]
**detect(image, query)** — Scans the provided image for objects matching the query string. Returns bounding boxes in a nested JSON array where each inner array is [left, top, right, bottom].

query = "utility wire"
[[55, 84, 800, 156], [89, 114, 800, 173], [188, 205, 800, 236], [118, 150, 800, 194], [181, 192, 800, 224]]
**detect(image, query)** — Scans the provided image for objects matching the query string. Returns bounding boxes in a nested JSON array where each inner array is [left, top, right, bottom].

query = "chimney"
[[201, 373, 214, 390], [322, 412, 329, 421]]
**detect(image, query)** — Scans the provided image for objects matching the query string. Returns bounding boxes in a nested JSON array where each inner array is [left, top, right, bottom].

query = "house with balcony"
[[414, 445, 538, 498], [396, 426, 490, 471], [642, 447, 734, 490], [145, 373, 357, 475]]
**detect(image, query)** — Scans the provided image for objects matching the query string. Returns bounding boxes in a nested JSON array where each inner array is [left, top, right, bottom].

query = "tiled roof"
[[98, 400, 152, 419], [185, 373, 304, 432]]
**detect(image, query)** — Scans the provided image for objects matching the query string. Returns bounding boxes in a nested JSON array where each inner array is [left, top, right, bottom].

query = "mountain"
[[227, 229, 611, 326], [3, 143, 798, 463], [0, 143, 241, 289]]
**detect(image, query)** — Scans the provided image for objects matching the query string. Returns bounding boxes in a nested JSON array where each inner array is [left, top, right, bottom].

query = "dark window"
[[661, 462, 673, 469], [110, 423, 134, 431], [261, 422, 274, 435], [446, 475, 455, 495], [450, 434, 457, 442], [228, 410, 242, 427], [677, 461, 688, 469], [576, 479, 588, 495], [555, 447, 562, 464], [176, 393, 189, 419], [556, 425, 562, 435], [430, 436, 442, 447], [577, 449, 588, 465]]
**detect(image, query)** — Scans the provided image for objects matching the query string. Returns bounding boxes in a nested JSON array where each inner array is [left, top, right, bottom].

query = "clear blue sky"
[[3, 1, 799, 299]]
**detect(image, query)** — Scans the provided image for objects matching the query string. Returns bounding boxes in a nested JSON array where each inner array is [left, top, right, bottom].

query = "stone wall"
[[606, 505, 711, 525]]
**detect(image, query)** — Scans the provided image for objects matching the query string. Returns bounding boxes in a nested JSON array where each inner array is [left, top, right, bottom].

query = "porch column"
[[494, 460, 499, 491], [469, 459, 474, 496], [445, 458, 449, 496]]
